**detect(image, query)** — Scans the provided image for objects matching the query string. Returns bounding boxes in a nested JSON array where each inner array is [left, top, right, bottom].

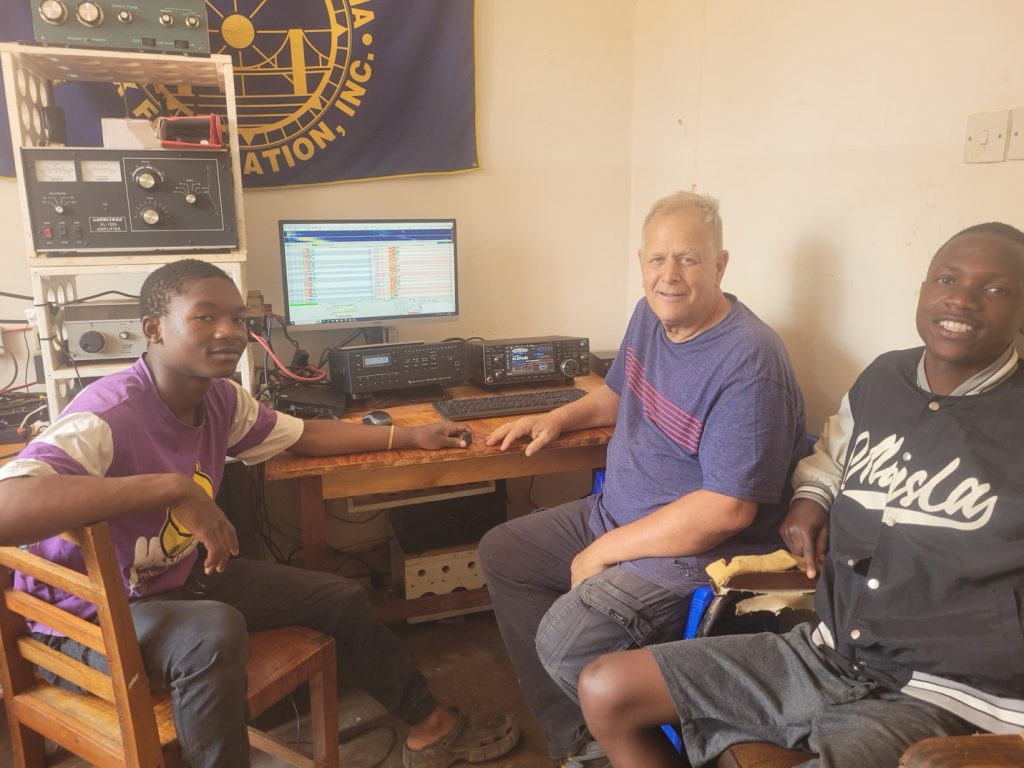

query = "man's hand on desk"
[[486, 384, 619, 457], [486, 412, 564, 457]]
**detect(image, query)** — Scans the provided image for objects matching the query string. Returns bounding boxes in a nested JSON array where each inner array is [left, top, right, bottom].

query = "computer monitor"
[[279, 219, 459, 332]]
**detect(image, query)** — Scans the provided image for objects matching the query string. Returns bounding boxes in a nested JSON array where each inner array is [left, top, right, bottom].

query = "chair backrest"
[[0, 522, 175, 767]]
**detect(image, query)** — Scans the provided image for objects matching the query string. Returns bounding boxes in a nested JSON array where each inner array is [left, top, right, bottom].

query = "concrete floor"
[[0, 611, 555, 768]]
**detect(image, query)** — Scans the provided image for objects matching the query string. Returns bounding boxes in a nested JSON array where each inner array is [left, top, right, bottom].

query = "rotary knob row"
[[38, 2, 201, 28]]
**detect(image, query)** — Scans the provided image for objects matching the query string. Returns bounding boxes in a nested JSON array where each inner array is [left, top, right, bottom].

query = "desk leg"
[[298, 476, 327, 571]]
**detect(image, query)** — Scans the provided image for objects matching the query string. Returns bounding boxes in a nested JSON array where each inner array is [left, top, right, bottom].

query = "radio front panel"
[[22, 147, 237, 254]]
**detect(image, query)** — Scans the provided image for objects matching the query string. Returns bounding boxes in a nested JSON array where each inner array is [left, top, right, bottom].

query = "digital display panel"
[[507, 343, 555, 376], [363, 354, 391, 367], [279, 219, 459, 328]]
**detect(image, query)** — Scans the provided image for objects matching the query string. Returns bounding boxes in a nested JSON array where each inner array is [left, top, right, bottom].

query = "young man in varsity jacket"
[[574, 222, 1024, 768]]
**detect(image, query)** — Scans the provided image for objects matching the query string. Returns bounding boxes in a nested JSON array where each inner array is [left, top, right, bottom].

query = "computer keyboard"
[[433, 388, 588, 421]]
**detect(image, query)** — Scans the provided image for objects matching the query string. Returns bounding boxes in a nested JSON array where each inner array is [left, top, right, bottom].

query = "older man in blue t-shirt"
[[479, 190, 807, 768]]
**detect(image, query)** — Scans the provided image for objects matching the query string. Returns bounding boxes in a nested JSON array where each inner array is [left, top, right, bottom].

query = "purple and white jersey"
[[0, 358, 303, 632]]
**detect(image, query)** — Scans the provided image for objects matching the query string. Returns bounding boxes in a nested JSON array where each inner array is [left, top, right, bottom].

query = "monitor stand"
[[363, 327, 386, 344]]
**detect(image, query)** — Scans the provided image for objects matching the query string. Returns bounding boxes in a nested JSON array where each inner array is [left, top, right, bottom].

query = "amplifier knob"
[[559, 358, 581, 377], [116, 9, 132, 23], [159, 12, 173, 26], [75, 1, 102, 26], [118, 331, 131, 340], [39, 0, 67, 24], [184, 13, 200, 28], [134, 169, 158, 189], [141, 207, 161, 226], [53, 204, 65, 214], [184, 193, 197, 205], [79, 330, 105, 354]]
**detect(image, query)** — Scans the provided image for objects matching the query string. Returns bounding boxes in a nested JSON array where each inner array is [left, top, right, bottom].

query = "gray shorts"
[[649, 623, 975, 768]]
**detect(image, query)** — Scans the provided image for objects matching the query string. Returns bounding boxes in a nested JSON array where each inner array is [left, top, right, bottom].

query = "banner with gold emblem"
[[0, 0, 477, 187]]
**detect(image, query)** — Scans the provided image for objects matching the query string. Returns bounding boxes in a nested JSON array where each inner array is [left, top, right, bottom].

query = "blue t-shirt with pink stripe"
[[593, 296, 806, 595]]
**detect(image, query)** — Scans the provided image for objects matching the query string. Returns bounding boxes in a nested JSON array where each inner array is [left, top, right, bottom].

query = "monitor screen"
[[279, 219, 459, 328]]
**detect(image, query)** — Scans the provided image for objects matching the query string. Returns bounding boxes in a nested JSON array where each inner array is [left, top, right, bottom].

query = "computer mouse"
[[362, 410, 393, 426]]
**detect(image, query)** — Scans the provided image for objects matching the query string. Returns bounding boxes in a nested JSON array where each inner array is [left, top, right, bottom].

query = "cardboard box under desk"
[[390, 480, 506, 603]]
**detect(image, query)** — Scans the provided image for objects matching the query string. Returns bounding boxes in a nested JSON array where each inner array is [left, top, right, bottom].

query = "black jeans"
[[38, 557, 437, 768]]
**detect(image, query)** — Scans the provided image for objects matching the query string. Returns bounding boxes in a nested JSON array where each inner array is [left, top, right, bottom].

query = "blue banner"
[[0, 0, 478, 187]]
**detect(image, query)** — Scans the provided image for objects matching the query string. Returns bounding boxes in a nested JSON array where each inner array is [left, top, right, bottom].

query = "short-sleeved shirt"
[[592, 296, 806, 594], [0, 357, 304, 631]]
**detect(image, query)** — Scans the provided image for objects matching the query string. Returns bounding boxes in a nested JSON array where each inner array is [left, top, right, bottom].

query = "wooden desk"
[[264, 375, 613, 579]]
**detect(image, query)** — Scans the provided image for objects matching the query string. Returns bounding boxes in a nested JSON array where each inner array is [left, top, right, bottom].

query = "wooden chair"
[[0, 522, 339, 767]]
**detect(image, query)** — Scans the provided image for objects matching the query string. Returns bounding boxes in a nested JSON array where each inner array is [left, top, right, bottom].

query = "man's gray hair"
[[642, 191, 723, 251]]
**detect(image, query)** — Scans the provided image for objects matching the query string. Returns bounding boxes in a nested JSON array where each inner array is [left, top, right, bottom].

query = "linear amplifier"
[[22, 147, 236, 254], [328, 341, 466, 395], [467, 336, 590, 387]]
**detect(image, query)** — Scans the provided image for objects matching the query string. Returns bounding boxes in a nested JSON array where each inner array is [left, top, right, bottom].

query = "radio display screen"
[[507, 344, 555, 376], [363, 354, 391, 367]]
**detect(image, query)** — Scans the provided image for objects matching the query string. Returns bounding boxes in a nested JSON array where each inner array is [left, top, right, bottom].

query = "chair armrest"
[[900, 733, 1024, 767]]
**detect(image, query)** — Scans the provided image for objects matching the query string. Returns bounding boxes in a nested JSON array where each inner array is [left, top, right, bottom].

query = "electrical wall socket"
[[1008, 107, 1024, 161], [964, 110, 1010, 163]]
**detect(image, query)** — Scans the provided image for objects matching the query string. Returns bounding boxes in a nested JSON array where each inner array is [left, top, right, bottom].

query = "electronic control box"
[[32, 0, 211, 54], [328, 341, 466, 395], [61, 301, 146, 361], [22, 147, 237, 254], [467, 336, 590, 387]]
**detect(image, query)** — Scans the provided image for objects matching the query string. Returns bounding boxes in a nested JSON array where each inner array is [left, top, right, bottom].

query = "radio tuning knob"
[[134, 169, 157, 190], [184, 193, 197, 205], [53, 204, 65, 214], [38, 0, 67, 25], [141, 207, 161, 226], [184, 14, 200, 28], [118, 331, 131, 340], [159, 12, 173, 26], [79, 330, 105, 354], [116, 9, 132, 23], [559, 359, 581, 377], [75, 1, 102, 27]]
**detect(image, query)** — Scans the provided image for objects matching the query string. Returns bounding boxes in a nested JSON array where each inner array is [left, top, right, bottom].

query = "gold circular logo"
[[126, 0, 369, 163]]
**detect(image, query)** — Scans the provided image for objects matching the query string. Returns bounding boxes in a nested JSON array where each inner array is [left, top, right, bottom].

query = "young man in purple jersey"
[[0, 259, 517, 768]]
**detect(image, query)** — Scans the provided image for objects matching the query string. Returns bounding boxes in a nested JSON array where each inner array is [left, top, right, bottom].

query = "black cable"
[[270, 315, 301, 352], [328, 506, 386, 526], [316, 329, 366, 368], [54, 290, 139, 306], [1, 346, 19, 393], [0, 291, 32, 300], [0, 319, 25, 324], [337, 723, 398, 768]]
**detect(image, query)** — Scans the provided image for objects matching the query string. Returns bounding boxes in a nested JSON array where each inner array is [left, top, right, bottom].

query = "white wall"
[[629, 0, 1024, 428]]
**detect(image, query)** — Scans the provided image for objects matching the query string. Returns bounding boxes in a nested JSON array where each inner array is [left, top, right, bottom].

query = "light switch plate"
[[1007, 107, 1024, 161], [964, 110, 1010, 163]]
